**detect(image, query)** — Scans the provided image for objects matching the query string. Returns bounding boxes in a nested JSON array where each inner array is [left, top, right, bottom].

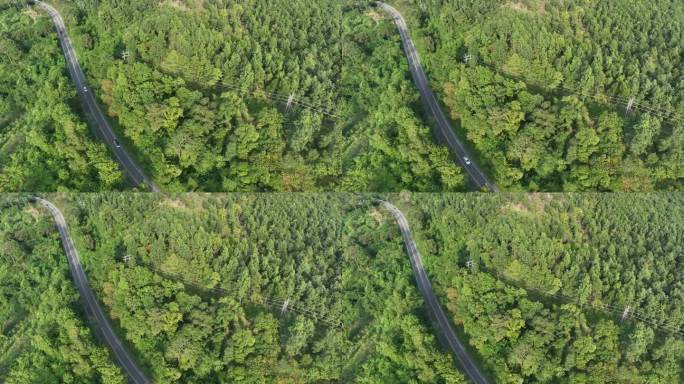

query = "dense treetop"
[[404, 193, 684, 382], [0, 196, 125, 383], [0, 4, 123, 191], [3, 191, 684, 382], [393, 0, 684, 191], [33, 0, 466, 192], [4, 0, 682, 191], [38, 193, 466, 383]]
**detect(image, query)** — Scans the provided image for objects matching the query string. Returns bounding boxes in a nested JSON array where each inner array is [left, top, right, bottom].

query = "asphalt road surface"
[[34, 1, 159, 192], [377, 3, 498, 192], [33, 197, 150, 384], [381, 200, 490, 384]]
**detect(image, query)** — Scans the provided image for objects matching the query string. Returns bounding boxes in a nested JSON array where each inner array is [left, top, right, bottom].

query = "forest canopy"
[[0, 196, 125, 383], [13, 193, 466, 383], [24, 0, 468, 192], [0, 4, 124, 191], [405, 192, 684, 382], [392, 0, 684, 191], [3, 0, 683, 191], [3, 192, 684, 382]]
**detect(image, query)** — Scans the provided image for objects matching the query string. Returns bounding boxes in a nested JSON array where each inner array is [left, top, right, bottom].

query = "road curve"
[[380, 200, 489, 384], [33, 1, 159, 192], [32, 197, 150, 384], [377, 3, 498, 192]]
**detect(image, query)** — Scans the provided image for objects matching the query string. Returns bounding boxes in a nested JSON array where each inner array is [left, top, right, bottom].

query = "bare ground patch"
[[501, 193, 557, 215], [366, 9, 385, 23], [369, 207, 386, 224], [503, 0, 548, 15]]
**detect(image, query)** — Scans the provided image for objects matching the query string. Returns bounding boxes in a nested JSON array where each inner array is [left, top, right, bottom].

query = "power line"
[[135, 263, 343, 328], [218, 82, 341, 119], [464, 56, 684, 125], [545, 80, 682, 125], [473, 266, 684, 338]]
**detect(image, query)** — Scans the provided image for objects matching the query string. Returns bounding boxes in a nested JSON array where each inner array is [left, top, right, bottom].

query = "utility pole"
[[621, 305, 631, 321]]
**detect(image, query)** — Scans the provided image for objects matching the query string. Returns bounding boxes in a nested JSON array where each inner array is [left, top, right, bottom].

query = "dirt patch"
[[527, 193, 555, 210], [503, 202, 530, 214], [23, 8, 41, 21], [501, 193, 556, 215], [159, 197, 188, 210], [158, 194, 210, 212], [159, 0, 193, 12], [369, 207, 386, 224], [366, 10, 385, 23], [503, 1, 547, 15], [23, 206, 42, 220]]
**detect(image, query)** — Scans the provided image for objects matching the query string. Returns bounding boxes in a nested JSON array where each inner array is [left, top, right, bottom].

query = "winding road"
[[32, 197, 150, 384], [29, 194, 486, 383], [380, 200, 489, 384], [36, 0, 494, 193], [33, 1, 159, 192], [377, 2, 497, 192], [29, 1, 491, 381]]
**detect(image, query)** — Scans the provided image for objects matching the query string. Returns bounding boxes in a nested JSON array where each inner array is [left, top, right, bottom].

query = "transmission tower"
[[286, 93, 296, 111], [464, 54, 473, 64], [219, 82, 339, 119], [280, 297, 290, 315], [621, 305, 631, 321], [625, 97, 636, 116], [121, 50, 129, 61]]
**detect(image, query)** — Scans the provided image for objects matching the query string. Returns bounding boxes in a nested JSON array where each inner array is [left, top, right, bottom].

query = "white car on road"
[[463, 157, 472, 165]]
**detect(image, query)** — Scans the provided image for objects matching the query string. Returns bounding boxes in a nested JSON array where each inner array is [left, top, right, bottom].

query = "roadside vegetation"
[[393, 0, 684, 191], [42, 0, 465, 192], [0, 4, 124, 191], [4, 1, 682, 192], [0, 196, 125, 383], [3, 193, 683, 382], [42, 193, 465, 383], [407, 193, 684, 382]]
